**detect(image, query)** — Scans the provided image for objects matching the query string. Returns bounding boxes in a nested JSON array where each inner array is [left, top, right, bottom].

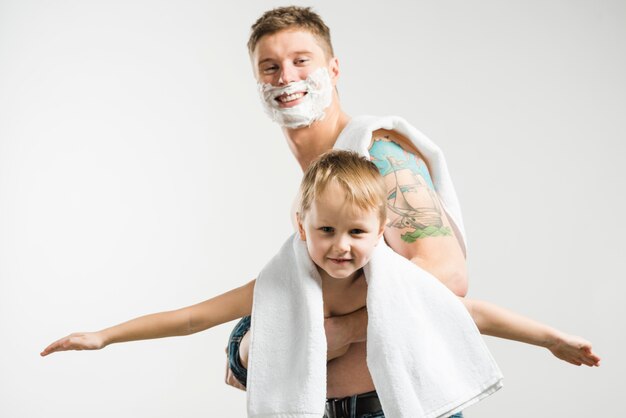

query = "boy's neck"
[[318, 266, 364, 292]]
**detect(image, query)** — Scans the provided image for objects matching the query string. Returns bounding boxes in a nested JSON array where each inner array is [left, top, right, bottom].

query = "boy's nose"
[[333, 235, 351, 252]]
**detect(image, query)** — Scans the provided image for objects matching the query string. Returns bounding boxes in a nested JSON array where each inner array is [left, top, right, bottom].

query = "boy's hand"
[[40, 332, 105, 357], [547, 332, 601, 367]]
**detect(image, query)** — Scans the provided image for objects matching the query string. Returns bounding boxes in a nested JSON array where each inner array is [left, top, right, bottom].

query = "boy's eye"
[[320, 226, 334, 233], [350, 229, 365, 235], [295, 58, 309, 65]]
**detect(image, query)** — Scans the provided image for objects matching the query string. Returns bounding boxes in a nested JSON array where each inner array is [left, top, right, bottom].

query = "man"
[[227, 5, 467, 412]]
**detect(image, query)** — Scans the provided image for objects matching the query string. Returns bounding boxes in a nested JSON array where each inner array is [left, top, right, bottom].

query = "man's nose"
[[278, 64, 298, 85]]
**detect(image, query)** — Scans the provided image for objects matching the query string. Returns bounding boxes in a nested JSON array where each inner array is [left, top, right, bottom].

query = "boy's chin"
[[326, 268, 362, 281]]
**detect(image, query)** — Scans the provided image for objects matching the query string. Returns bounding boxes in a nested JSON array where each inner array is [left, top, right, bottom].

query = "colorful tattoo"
[[370, 138, 451, 242]]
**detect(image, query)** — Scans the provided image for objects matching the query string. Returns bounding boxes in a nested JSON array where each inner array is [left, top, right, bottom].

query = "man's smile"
[[276, 91, 307, 107]]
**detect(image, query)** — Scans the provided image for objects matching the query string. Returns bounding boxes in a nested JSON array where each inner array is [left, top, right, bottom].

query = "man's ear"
[[296, 212, 307, 241], [328, 57, 340, 85]]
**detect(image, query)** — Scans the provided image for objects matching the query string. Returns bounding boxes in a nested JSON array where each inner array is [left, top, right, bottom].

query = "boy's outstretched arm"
[[41, 279, 255, 357], [462, 298, 601, 367]]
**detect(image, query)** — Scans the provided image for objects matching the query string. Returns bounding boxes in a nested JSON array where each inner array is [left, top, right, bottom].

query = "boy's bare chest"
[[322, 277, 368, 318]]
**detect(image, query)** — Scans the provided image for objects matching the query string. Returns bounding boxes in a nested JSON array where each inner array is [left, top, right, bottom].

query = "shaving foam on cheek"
[[258, 67, 333, 129]]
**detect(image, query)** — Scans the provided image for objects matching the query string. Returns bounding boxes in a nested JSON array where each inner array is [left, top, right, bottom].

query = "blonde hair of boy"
[[299, 150, 387, 224]]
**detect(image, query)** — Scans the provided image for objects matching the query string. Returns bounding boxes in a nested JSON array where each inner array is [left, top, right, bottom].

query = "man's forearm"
[[344, 307, 368, 343], [238, 330, 250, 369], [234, 307, 370, 371], [325, 307, 368, 350]]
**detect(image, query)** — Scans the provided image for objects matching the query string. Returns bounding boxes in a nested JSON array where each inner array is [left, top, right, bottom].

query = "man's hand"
[[324, 307, 368, 358], [224, 330, 250, 391], [224, 347, 247, 391]]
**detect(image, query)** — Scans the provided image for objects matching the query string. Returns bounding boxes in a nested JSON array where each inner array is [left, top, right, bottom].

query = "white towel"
[[364, 241, 502, 417], [247, 235, 327, 418], [247, 234, 503, 418], [247, 115, 503, 417]]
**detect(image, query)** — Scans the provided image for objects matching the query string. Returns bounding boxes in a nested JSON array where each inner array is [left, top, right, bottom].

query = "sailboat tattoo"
[[370, 138, 452, 243]]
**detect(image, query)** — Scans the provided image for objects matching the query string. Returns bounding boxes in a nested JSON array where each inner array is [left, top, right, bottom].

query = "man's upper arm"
[[368, 129, 468, 296]]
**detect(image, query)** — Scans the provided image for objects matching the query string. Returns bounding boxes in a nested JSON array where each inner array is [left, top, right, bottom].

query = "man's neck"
[[283, 101, 350, 171]]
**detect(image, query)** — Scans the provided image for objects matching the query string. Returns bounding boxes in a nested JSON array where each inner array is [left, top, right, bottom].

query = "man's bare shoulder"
[[368, 130, 451, 243], [368, 129, 467, 294], [371, 129, 422, 158]]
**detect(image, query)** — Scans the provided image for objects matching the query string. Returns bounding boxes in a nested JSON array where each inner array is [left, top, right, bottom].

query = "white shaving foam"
[[258, 67, 333, 129]]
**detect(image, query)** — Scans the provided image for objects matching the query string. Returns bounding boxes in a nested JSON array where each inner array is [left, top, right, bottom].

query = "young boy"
[[41, 150, 600, 417]]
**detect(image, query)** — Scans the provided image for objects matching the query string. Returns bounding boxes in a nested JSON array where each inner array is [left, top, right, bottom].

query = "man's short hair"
[[299, 150, 387, 224], [248, 6, 334, 58]]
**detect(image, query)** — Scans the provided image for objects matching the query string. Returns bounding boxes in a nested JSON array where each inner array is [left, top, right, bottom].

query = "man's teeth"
[[278, 92, 305, 103]]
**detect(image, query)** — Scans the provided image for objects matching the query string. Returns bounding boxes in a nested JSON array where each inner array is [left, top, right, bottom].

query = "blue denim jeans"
[[227, 315, 251, 388], [227, 317, 464, 418], [352, 412, 463, 418], [340, 411, 463, 418]]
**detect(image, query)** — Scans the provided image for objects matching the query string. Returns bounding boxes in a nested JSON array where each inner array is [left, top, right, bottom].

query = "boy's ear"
[[296, 212, 306, 241], [375, 220, 386, 244]]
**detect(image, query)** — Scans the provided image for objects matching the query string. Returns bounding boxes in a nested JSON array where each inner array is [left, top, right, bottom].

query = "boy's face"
[[298, 181, 385, 281], [251, 28, 339, 104]]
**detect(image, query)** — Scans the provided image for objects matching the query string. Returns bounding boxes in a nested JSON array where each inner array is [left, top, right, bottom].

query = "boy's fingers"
[[41, 334, 84, 357], [578, 344, 601, 366], [580, 357, 595, 366], [40, 342, 59, 356], [46, 338, 69, 353], [41, 344, 56, 355]]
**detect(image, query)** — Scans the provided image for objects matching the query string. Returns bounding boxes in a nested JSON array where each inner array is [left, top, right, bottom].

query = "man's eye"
[[320, 226, 334, 233], [262, 65, 278, 73]]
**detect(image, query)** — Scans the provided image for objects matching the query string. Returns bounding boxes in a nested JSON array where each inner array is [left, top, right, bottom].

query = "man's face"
[[252, 29, 338, 109]]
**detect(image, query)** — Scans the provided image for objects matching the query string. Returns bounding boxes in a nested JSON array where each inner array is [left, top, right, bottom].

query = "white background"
[[1, 0, 624, 417]]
